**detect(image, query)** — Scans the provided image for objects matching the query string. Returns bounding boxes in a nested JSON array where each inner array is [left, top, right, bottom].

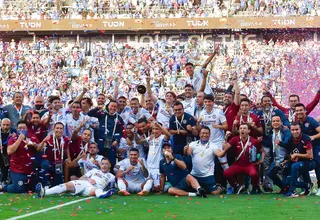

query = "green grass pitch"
[[1, 192, 320, 220]]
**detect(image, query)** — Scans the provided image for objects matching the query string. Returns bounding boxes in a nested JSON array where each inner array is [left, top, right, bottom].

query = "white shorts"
[[148, 168, 160, 186], [70, 180, 95, 196], [127, 181, 143, 193], [213, 140, 228, 164]]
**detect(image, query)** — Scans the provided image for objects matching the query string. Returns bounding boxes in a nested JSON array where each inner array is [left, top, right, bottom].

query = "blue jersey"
[[169, 112, 196, 154], [159, 154, 188, 187], [299, 116, 320, 148], [257, 108, 290, 147]]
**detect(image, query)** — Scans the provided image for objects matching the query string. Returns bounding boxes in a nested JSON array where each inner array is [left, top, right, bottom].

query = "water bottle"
[[250, 146, 257, 163]]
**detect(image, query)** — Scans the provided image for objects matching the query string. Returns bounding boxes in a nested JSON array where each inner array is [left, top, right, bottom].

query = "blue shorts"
[[192, 175, 217, 193], [174, 177, 194, 192]]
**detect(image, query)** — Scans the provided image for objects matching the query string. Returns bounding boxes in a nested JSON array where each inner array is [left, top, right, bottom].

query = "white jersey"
[[118, 137, 146, 159], [199, 108, 226, 143], [119, 106, 131, 125], [119, 158, 147, 183], [42, 107, 67, 132], [156, 100, 172, 129], [146, 134, 165, 169], [189, 140, 218, 177], [78, 154, 104, 174], [187, 69, 213, 95], [84, 169, 115, 189], [64, 113, 99, 139], [182, 97, 196, 116], [128, 108, 152, 124]]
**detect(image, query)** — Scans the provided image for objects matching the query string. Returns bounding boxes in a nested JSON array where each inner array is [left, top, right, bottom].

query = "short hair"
[[239, 123, 250, 129], [166, 91, 177, 100], [54, 122, 64, 128], [289, 94, 300, 101], [89, 142, 98, 147], [204, 94, 214, 102], [82, 97, 93, 107], [261, 95, 271, 103], [130, 97, 139, 103], [98, 93, 106, 97], [31, 111, 40, 117], [176, 95, 185, 101], [17, 120, 27, 127], [240, 94, 248, 98], [185, 84, 194, 90], [271, 115, 281, 120], [224, 91, 234, 98], [173, 101, 183, 108], [199, 126, 211, 133], [137, 117, 148, 124], [126, 123, 135, 128], [118, 96, 127, 100], [295, 103, 306, 110], [101, 158, 110, 164], [72, 101, 82, 108], [129, 148, 139, 153], [240, 98, 251, 105], [13, 92, 23, 98], [48, 96, 60, 103], [290, 121, 301, 128], [185, 62, 194, 67], [83, 128, 92, 134]]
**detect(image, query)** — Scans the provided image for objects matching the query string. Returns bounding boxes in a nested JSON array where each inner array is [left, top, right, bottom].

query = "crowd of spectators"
[[1, 0, 320, 19], [0, 36, 319, 118]]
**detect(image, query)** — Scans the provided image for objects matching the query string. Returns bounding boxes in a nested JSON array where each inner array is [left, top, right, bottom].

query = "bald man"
[[33, 96, 48, 117], [0, 118, 16, 183]]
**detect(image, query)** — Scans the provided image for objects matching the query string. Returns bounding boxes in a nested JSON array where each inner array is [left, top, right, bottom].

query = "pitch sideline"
[[7, 196, 95, 220]]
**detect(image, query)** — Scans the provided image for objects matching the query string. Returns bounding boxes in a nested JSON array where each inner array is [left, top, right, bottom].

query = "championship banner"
[[0, 17, 318, 31]]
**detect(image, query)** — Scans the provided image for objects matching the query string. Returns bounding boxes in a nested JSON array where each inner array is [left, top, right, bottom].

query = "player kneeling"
[[36, 158, 115, 199], [117, 148, 153, 196], [159, 143, 207, 197]]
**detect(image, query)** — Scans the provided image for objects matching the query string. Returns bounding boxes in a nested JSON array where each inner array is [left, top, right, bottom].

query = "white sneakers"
[[315, 188, 320, 196]]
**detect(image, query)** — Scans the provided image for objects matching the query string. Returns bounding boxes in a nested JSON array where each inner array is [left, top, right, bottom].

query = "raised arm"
[[73, 87, 88, 103], [198, 70, 208, 93], [305, 90, 320, 115], [146, 76, 158, 104], [201, 45, 219, 69], [233, 77, 240, 106], [112, 78, 119, 101]]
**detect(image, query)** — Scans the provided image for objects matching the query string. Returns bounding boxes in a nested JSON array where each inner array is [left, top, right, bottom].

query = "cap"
[[162, 143, 172, 149]]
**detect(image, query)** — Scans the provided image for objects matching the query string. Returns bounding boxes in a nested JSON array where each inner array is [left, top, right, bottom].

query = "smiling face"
[[54, 124, 64, 138], [240, 101, 250, 115], [223, 93, 233, 106], [185, 64, 194, 77], [295, 106, 306, 120], [262, 96, 272, 110], [97, 94, 106, 106], [108, 101, 118, 115], [129, 150, 139, 164], [184, 86, 194, 99], [13, 93, 23, 106], [199, 128, 210, 142], [290, 124, 301, 138], [271, 116, 282, 130], [173, 104, 184, 118]]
